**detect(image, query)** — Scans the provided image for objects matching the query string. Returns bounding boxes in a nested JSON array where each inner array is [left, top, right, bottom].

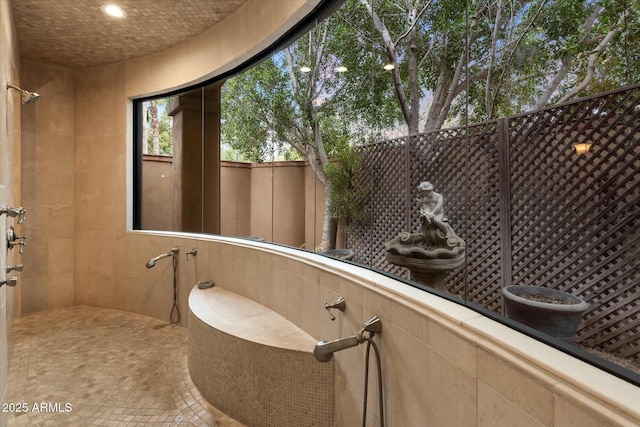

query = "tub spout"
[[313, 316, 382, 362], [314, 335, 361, 362]]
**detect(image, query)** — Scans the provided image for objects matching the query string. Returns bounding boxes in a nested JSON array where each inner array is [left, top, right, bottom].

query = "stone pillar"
[[168, 84, 221, 233]]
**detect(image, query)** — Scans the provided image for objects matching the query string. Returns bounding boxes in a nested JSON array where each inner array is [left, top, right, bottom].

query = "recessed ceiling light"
[[300, 66, 311, 73], [101, 4, 127, 18]]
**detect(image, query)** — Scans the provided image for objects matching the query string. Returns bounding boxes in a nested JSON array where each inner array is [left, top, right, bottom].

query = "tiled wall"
[[4, 0, 638, 425], [134, 233, 640, 426], [19, 60, 75, 314], [1, 1, 21, 425]]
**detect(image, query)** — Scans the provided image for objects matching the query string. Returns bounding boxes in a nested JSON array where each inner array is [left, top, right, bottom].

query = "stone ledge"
[[188, 285, 317, 351]]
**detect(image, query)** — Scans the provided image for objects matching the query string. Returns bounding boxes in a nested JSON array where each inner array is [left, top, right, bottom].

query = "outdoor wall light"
[[574, 143, 592, 155]]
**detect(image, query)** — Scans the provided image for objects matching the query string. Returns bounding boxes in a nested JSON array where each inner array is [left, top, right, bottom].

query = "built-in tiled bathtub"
[[125, 232, 640, 426], [188, 285, 334, 427]]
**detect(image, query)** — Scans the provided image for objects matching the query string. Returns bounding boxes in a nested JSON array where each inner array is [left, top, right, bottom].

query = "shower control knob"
[[6, 264, 24, 273], [7, 227, 27, 253], [0, 277, 18, 287]]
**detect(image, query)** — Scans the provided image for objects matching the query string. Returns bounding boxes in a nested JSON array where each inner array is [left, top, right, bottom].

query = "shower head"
[[145, 247, 180, 268], [145, 258, 160, 269], [7, 84, 40, 105]]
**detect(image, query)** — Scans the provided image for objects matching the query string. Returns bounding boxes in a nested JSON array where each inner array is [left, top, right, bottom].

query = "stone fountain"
[[385, 181, 465, 293]]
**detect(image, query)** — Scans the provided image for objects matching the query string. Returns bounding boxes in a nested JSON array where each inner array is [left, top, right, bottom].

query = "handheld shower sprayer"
[[313, 315, 382, 362], [315, 316, 386, 426], [145, 247, 179, 268], [145, 247, 182, 325], [7, 84, 40, 105]]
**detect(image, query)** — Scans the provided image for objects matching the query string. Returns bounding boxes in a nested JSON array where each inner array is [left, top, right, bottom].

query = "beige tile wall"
[[5, 0, 638, 425], [1, 1, 22, 425], [124, 233, 640, 427], [20, 60, 75, 314]]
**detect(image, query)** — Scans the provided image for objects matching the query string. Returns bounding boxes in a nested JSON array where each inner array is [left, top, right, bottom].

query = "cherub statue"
[[416, 181, 455, 239]]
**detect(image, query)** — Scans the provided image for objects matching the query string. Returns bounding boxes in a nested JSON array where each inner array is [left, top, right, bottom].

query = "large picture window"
[[134, 0, 640, 384]]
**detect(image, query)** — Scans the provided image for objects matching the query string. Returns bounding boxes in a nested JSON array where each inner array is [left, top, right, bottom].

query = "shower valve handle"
[[0, 277, 18, 287], [324, 296, 346, 321], [6, 264, 24, 273], [7, 227, 27, 253]]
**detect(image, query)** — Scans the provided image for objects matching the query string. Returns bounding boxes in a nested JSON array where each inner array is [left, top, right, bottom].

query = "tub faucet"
[[314, 315, 382, 362]]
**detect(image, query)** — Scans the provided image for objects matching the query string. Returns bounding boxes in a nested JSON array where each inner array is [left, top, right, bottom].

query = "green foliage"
[[221, 59, 290, 162], [324, 143, 370, 228], [222, 0, 639, 160]]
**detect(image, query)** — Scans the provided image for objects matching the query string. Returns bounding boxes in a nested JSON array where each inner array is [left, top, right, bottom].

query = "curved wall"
[[126, 232, 640, 426], [17, 0, 319, 314], [1, 1, 22, 423], [12, 0, 639, 425]]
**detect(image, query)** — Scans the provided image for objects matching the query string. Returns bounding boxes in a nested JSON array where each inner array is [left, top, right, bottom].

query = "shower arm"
[[7, 84, 40, 105]]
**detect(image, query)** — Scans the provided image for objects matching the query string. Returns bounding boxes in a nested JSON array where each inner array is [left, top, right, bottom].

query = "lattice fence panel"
[[347, 139, 408, 275], [346, 84, 640, 359], [406, 129, 469, 297], [457, 122, 504, 309], [509, 86, 640, 358]]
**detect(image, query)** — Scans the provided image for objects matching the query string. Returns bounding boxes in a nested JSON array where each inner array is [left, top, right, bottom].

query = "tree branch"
[[361, 0, 415, 129], [535, 4, 604, 108], [556, 11, 626, 104], [394, 0, 433, 48]]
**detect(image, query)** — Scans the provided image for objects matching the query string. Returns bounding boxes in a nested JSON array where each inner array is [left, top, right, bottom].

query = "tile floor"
[[6, 306, 245, 426]]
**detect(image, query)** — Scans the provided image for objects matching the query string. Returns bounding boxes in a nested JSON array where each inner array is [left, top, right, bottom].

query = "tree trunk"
[[142, 102, 149, 154], [149, 100, 160, 155]]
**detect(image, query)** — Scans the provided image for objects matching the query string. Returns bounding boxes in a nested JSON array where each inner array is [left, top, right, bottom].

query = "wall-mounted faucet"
[[324, 296, 346, 321], [0, 277, 18, 287], [7, 226, 27, 254], [314, 315, 382, 362], [314, 316, 386, 426], [186, 248, 197, 260], [1, 206, 26, 224], [6, 264, 24, 273]]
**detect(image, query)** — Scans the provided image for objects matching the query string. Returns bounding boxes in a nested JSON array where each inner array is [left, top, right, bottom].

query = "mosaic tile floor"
[[6, 306, 245, 427]]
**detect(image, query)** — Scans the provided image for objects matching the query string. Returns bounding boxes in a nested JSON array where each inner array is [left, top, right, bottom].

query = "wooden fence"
[[346, 84, 640, 360]]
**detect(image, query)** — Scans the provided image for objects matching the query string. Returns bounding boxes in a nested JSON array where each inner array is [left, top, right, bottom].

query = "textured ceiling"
[[11, 0, 248, 68]]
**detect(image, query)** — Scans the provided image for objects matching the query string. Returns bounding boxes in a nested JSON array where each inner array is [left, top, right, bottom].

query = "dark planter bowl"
[[322, 249, 355, 260], [501, 285, 589, 343]]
